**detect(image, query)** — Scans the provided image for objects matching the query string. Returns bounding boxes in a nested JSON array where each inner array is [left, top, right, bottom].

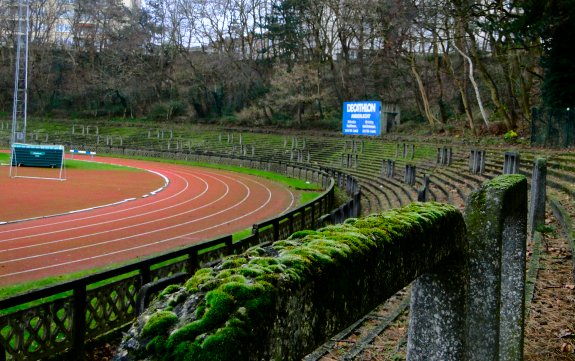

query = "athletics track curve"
[[0, 156, 296, 286]]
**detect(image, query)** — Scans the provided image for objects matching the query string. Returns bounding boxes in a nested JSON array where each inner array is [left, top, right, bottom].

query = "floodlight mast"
[[11, 0, 30, 146]]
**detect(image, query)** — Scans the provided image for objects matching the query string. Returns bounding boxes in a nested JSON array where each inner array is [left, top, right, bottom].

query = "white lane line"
[[0, 166, 171, 225], [0, 171, 201, 245], [0, 179, 274, 280], [0, 170, 271, 259], [0, 176, 273, 276], [0, 173, 221, 254], [0, 167, 188, 235]]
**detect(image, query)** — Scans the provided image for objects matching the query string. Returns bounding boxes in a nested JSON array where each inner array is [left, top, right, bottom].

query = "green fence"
[[531, 107, 575, 148]]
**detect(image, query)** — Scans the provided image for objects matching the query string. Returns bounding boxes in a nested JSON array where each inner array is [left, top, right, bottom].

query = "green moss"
[[215, 270, 234, 279], [277, 253, 313, 280], [485, 174, 525, 190], [221, 282, 259, 300], [159, 285, 182, 299], [158, 201, 464, 361], [238, 267, 265, 278], [168, 290, 235, 348], [248, 257, 279, 267], [198, 326, 247, 361], [343, 217, 359, 225], [184, 268, 215, 292], [287, 230, 319, 240], [306, 239, 350, 260], [146, 335, 168, 354], [244, 246, 266, 257], [141, 311, 179, 338], [220, 257, 248, 269], [273, 239, 304, 251]]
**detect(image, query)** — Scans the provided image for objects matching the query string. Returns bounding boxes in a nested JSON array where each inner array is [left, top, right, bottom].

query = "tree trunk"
[[410, 55, 439, 125], [467, 34, 514, 130], [434, 36, 448, 123], [452, 42, 490, 129], [443, 44, 476, 134]]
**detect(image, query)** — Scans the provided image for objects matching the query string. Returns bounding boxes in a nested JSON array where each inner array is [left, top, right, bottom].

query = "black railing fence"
[[0, 151, 361, 361]]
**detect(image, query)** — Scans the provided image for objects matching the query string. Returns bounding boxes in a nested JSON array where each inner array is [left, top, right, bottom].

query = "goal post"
[[10, 143, 66, 180]]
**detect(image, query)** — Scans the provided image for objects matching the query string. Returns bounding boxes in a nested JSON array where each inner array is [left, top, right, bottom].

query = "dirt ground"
[[524, 212, 575, 360]]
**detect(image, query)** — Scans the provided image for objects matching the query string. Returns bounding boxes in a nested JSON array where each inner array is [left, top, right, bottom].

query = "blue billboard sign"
[[342, 101, 381, 136]]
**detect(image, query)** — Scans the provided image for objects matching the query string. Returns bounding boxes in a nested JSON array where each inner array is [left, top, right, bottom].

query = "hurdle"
[[69, 149, 97, 160]]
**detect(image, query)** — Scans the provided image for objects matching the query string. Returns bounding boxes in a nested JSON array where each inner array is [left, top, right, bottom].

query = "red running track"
[[0, 157, 296, 286]]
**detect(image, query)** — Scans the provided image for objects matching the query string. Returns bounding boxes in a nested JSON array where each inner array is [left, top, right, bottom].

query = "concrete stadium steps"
[[358, 182, 390, 215], [36, 126, 575, 227]]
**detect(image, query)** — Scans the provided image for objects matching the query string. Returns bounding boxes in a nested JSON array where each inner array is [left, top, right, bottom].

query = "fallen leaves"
[[558, 328, 573, 339], [560, 342, 574, 353]]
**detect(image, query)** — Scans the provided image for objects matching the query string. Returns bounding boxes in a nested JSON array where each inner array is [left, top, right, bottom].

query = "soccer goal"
[[10, 143, 66, 181]]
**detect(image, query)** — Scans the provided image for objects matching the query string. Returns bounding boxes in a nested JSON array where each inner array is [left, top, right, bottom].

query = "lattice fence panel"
[[0, 298, 72, 361], [85, 276, 139, 340], [256, 226, 275, 244], [278, 218, 292, 240], [292, 212, 304, 233], [302, 207, 313, 229], [197, 246, 234, 266], [151, 260, 188, 281]]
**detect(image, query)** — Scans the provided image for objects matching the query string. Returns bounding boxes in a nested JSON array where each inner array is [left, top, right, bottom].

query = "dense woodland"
[[0, 0, 573, 133]]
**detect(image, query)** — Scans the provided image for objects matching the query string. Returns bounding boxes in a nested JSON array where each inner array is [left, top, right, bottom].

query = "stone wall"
[[115, 175, 528, 361], [114, 202, 465, 361]]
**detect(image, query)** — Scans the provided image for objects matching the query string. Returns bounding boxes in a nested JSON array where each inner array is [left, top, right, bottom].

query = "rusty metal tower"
[[11, 0, 30, 145]]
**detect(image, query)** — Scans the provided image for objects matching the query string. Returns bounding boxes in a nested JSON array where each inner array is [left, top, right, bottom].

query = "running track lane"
[[0, 157, 296, 286]]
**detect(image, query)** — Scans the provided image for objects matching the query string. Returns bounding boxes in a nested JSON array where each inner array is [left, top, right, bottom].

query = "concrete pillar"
[[417, 175, 430, 202], [438, 147, 453, 166], [407, 259, 466, 361], [503, 152, 521, 174], [528, 158, 547, 235], [404, 165, 416, 185], [469, 149, 486, 175], [464, 175, 527, 361]]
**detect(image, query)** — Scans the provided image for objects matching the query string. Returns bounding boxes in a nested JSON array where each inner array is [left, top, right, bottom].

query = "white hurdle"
[[70, 149, 97, 160]]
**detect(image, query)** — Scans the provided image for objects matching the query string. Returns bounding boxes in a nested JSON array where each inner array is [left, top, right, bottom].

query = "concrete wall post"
[[528, 158, 547, 234], [464, 175, 527, 361]]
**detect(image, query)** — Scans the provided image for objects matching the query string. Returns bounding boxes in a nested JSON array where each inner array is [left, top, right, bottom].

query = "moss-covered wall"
[[115, 202, 466, 361]]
